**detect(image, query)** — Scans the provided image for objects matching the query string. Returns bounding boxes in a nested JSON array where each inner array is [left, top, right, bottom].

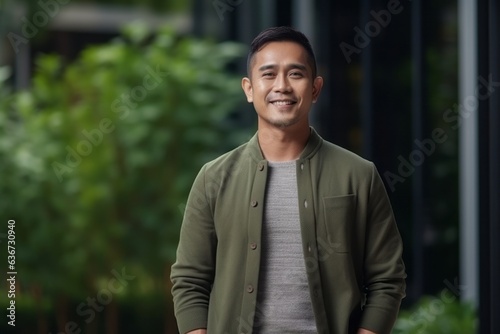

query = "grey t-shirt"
[[253, 160, 317, 333]]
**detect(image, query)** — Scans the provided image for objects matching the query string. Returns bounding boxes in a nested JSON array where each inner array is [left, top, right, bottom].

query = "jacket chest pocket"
[[321, 194, 356, 253]]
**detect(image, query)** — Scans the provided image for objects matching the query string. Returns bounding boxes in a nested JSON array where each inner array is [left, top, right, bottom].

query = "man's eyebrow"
[[287, 63, 308, 71], [257, 63, 308, 72], [258, 64, 277, 72]]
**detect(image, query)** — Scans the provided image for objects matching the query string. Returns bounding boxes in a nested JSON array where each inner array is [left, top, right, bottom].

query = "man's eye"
[[263, 72, 274, 77], [290, 72, 303, 77]]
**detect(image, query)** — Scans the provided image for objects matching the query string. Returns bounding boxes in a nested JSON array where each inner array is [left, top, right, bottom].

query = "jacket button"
[[304, 199, 308, 208], [250, 242, 257, 250], [307, 243, 312, 252], [251, 200, 258, 207], [300, 163, 304, 170], [258, 163, 264, 171], [247, 285, 254, 293]]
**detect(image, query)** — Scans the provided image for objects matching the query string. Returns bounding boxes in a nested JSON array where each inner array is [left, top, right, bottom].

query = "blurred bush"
[[393, 292, 477, 334], [0, 22, 248, 333]]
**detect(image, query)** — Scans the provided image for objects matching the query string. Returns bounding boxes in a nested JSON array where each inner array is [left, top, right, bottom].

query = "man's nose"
[[274, 74, 292, 92]]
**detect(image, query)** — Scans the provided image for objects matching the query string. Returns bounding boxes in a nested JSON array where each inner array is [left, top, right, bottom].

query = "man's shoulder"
[[316, 141, 378, 188], [202, 140, 252, 175], [319, 140, 373, 170]]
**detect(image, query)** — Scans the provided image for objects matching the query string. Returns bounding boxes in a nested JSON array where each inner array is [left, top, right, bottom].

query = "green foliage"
[[0, 22, 248, 327], [393, 293, 477, 334]]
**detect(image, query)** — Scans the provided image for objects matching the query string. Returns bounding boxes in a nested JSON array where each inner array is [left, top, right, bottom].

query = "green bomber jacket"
[[171, 128, 406, 334]]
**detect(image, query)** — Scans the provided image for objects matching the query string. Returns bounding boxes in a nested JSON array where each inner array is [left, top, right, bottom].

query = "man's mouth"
[[270, 100, 297, 106]]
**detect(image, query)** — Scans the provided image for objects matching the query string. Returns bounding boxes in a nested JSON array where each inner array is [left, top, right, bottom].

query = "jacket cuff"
[[175, 306, 208, 334], [359, 306, 400, 334]]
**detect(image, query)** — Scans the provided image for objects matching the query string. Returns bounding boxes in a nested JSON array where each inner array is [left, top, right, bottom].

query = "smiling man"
[[171, 26, 406, 334]]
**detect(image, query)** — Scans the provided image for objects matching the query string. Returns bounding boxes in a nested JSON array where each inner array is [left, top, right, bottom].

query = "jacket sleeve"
[[359, 163, 407, 334], [170, 165, 217, 334]]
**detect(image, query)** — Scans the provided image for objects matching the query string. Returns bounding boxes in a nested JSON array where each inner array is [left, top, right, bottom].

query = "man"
[[171, 26, 406, 334]]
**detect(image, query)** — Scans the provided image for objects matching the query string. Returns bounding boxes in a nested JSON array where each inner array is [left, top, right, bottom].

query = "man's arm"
[[358, 164, 406, 334], [171, 166, 217, 334]]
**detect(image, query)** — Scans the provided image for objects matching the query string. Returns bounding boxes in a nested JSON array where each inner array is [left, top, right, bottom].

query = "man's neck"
[[257, 124, 310, 162]]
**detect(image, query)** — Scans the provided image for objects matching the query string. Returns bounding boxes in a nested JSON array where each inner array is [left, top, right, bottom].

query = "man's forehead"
[[256, 41, 307, 57], [251, 41, 310, 67]]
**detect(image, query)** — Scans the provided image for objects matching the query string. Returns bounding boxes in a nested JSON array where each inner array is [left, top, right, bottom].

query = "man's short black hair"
[[246, 26, 318, 79]]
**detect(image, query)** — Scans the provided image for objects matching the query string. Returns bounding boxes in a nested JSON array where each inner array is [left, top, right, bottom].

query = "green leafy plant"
[[0, 22, 249, 333], [393, 293, 477, 334]]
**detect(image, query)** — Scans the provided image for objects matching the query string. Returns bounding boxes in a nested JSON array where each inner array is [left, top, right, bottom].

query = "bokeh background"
[[0, 0, 499, 333]]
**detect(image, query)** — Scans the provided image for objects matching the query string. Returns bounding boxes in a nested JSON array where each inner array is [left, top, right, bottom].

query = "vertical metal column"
[[488, 0, 500, 332], [360, 0, 373, 161], [458, 0, 479, 308], [477, 0, 490, 332], [410, 0, 425, 300], [292, 0, 315, 46], [192, 0, 204, 36], [237, 1, 259, 46], [259, 0, 276, 29]]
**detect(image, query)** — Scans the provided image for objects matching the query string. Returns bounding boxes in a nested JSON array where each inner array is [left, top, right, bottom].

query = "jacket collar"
[[247, 127, 323, 162]]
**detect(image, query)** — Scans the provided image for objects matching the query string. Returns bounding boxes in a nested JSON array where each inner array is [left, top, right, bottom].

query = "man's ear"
[[241, 77, 253, 103], [312, 76, 324, 103]]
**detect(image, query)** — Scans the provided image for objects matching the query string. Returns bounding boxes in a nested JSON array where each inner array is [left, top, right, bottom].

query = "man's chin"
[[268, 118, 299, 129], [258, 113, 303, 129]]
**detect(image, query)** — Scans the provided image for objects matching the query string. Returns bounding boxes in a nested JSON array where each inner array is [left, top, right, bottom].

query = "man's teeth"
[[273, 101, 294, 106]]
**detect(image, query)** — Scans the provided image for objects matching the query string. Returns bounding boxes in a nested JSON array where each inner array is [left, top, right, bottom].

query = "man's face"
[[242, 41, 323, 129]]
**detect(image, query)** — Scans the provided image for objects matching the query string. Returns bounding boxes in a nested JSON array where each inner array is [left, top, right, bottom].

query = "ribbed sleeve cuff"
[[359, 306, 400, 334], [175, 306, 208, 334]]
